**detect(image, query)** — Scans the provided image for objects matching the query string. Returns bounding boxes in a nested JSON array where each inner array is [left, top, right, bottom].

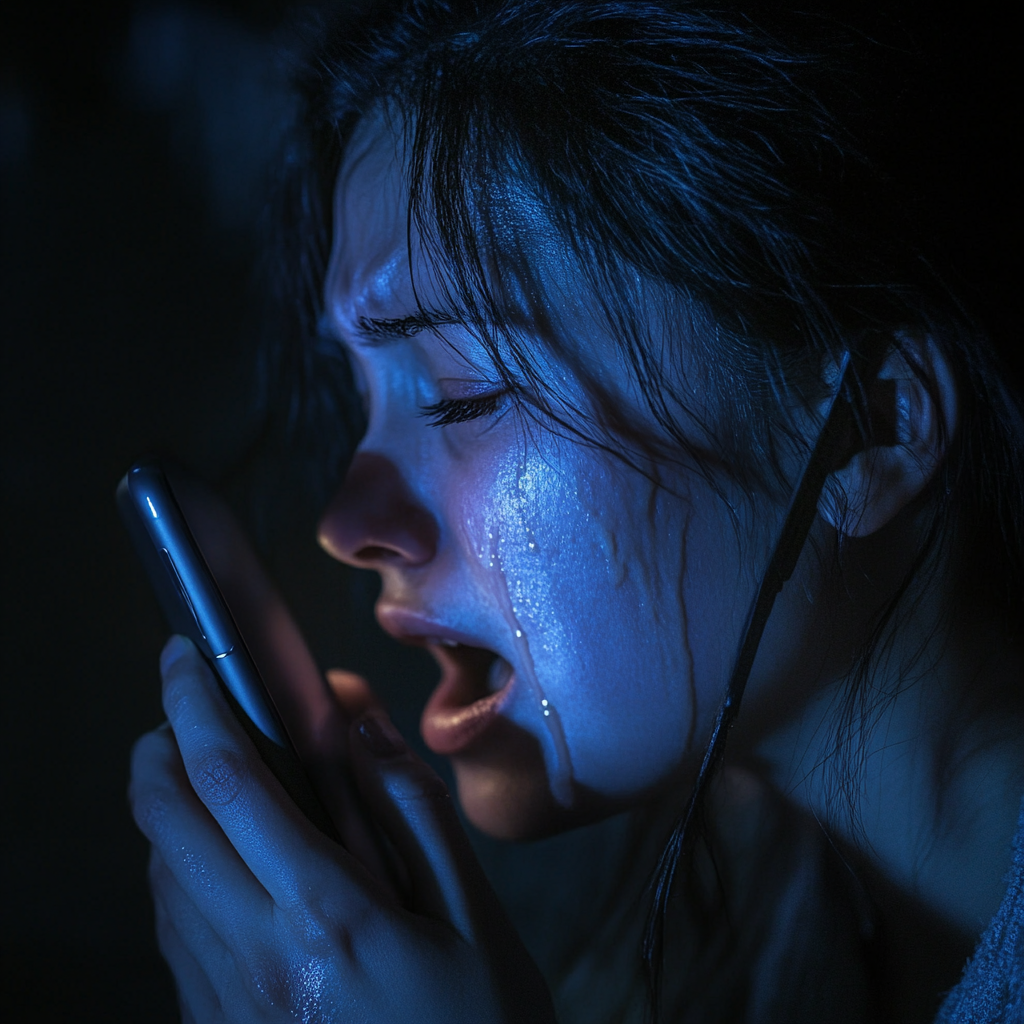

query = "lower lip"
[[420, 672, 514, 756]]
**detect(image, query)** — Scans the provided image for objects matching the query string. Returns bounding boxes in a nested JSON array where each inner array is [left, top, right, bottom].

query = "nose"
[[317, 452, 439, 568]]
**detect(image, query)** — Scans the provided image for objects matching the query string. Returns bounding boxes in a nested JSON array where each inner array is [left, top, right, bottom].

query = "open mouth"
[[419, 640, 516, 755]]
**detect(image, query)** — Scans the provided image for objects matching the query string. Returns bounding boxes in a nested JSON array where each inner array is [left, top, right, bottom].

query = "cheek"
[[449, 432, 743, 802]]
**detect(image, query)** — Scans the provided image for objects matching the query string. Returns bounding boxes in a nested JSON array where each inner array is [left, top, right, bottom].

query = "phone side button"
[[159, 548, 208, 642]]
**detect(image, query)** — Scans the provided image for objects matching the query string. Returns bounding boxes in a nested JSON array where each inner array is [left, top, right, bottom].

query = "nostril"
[[318, 452, 439, 567]]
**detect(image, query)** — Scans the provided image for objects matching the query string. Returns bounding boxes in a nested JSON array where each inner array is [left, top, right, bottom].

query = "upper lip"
[[375, 604, 497, 653]]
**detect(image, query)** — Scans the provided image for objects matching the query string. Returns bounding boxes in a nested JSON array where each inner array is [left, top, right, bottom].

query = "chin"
[[450, 745, 627, 841], [436, 698, 563, 839], [451, 758, 566, 840]]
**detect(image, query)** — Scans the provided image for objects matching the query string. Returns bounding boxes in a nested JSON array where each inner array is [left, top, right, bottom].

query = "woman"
[[129, 2, 1024, 1021]]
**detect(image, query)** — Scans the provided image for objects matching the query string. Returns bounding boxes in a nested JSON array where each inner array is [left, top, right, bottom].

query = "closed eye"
[[419, 392, 506, 427]]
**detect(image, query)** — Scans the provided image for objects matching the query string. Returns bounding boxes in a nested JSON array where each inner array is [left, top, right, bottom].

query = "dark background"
[[0, 2, 1016, 1020]]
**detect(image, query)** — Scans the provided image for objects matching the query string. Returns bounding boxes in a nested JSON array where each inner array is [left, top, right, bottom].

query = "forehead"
[[326, 111, 589, 338], [325, 114, 417, 334], [323, 117, 717, 469], [322, 113, 694, 419]]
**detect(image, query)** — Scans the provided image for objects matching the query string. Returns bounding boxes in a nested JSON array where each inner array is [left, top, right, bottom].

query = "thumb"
[[350, 710, 493, 939], [298, 669, 397, 895], [325, 669, 383, 721]]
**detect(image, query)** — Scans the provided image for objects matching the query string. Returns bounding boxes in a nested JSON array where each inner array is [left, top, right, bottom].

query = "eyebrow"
[[355, 308, 466, 343]]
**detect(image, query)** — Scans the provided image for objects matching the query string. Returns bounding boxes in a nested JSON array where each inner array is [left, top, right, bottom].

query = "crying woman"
[[129, 3, 1024, 1022]]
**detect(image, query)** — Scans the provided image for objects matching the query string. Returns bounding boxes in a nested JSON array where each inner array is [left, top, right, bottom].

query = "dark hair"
[[263, 0, 1024, 1015]]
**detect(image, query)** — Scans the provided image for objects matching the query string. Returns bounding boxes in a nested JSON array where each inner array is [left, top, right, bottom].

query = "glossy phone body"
[[118, 460, 339, 840]]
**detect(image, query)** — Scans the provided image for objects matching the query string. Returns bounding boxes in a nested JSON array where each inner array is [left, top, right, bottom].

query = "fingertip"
[[350, 713, 450, 806], [129, 724, 185, 813], [326, 669, 381, 717], [131, 722, 177, 775], [346, 715, 474, 932], [159, 638, 211, 722], [353, 710, 408, 759], [161, 634, 198, 676]]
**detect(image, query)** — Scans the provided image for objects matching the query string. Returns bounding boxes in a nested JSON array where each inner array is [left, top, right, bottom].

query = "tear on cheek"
[[595, 522, 629, 587]]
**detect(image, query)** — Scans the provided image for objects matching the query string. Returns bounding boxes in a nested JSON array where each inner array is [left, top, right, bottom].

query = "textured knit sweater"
[[935, 797, 1024, 1023]]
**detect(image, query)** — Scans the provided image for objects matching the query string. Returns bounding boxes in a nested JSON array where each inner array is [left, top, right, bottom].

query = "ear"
[[819, 335, 957, 538]]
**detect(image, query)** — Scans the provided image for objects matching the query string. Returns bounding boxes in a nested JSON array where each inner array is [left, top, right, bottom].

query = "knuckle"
[[247, 956, 291, 1014], [247, 946, 341, 1023], [235, 906, 355, 1018], [188, 747, 248, 810]]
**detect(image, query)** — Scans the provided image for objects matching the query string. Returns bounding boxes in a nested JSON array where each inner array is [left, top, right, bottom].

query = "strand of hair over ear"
[[642, 337, 889, 1021]]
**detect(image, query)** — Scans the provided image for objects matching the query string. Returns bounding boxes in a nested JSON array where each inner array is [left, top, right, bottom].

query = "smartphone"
[[118, 459, 340, 841]]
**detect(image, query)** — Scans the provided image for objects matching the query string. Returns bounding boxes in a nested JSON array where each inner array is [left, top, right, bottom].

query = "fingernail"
[[160, 634, 194, 674], [357, 713, 406, 758]]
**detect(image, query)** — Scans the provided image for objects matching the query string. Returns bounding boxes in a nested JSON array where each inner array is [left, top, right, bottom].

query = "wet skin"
[[129, 114, 1024, 1020], [126, 116, 787, 1022], [308, 116, 1024, 939], [314, 118, 782, 839]]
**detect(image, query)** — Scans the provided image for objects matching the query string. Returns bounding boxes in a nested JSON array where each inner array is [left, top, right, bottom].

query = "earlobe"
[[819, 336, 957, 538]]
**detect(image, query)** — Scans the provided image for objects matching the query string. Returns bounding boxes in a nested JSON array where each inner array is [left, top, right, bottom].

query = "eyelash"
[[420, 392, 505, 427]]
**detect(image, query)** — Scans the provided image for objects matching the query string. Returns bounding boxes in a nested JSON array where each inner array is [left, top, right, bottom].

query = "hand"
[[129, 635, 555, 1023]]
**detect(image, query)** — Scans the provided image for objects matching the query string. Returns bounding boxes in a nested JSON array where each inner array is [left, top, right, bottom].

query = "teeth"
[[486, 655, 514, 693]]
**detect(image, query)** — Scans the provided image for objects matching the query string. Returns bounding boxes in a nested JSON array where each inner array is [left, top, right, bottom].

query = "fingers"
[[326, 669, 383, 719], [131, 722, 275, 949], [302, 668, 398, 893], [156, 909, 222, 1024], [348, 710, 497, 940], [156, 635, 372, 915], [151, 851, 229, 1022]]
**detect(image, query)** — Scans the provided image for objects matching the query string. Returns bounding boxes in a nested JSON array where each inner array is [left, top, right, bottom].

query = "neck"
[[754, 594, 1024, 938]]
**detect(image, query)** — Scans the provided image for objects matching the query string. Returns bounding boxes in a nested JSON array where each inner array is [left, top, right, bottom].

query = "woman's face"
[[317, 121, 768, 839]]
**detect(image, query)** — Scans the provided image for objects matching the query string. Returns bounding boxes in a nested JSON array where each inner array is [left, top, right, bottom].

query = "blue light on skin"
[[147, 495, 158, 518], [315, 111, 1024, 937], [317, 113, 724, 834]]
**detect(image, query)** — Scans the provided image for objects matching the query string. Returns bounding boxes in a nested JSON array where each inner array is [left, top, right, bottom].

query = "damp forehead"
[[331, 110, 608, 343], [329, 110, 723, 475], [327, 117, 587, 408], [327, 113, 412, 331]]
